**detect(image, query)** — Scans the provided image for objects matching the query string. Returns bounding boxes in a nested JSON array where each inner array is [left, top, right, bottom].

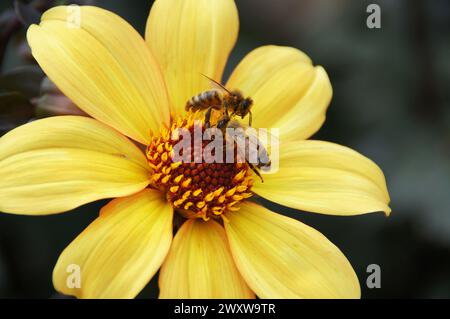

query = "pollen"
[[146, 117, 254, 221]]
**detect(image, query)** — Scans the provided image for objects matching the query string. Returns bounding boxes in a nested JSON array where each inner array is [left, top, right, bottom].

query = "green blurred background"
[[0, 0, 449, 298]]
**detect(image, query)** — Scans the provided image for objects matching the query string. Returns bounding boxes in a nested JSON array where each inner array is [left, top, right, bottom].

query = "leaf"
[[0, 92, 34, 134], [14, 0, 41, 27], [35, 94, 87, 118], [0, 9, 17, 28], [0, 65, 45, 98]]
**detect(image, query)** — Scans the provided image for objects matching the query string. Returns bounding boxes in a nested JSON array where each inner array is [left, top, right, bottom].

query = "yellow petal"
[[27, 6, 170, 145], [227, 45, 332, 141], [253, 140, 391, 216], [146, 0, 239, 117], [0, 116, 147, 167], [159, 219, 254, 299], [0, 116, 150, 215], [224, 202, 360, 299], [53, 189, 173, 299]]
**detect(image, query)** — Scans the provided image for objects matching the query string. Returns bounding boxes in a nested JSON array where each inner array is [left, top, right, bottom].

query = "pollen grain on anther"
[[146, 118, 253, 221]]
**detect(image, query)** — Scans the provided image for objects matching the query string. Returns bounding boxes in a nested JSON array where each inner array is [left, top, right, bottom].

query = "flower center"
[[146, 117, 254, 221]]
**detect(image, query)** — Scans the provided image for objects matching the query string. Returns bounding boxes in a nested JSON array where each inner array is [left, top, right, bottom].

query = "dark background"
[[0, 0, 449, 298]]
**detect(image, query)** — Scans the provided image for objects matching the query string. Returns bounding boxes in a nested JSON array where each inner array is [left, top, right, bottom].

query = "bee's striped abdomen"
[[186, 90, 222, 111]]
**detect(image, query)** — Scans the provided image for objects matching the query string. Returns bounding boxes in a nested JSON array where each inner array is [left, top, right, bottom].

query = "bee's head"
[[241, 97, 253, 113]]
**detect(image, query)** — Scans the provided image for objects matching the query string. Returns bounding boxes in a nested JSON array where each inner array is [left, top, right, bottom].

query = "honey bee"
[[185, 75, 254, 129], [225, 120, 273, 182]]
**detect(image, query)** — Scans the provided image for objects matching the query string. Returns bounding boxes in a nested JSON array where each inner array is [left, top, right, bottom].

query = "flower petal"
[[227, 45, 332, 141], [224, 202, 360, 299], [0, 116, 150, 215], [146, 0, 239, 117], [159, 219, 254, 299], [253, 140, 391, 216], [27, 6, 170, 145], [53, 189, 173, 299]]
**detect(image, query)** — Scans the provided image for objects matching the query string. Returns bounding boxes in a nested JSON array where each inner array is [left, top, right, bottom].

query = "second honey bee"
[[185, 75, 254, 130], [226, 120, 273, 182]]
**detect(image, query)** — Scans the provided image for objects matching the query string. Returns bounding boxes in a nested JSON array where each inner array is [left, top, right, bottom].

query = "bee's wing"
[[225, 120, 247, 144], [201, 73, 232, 94], [225, 119, 244, 131], [245, 127, 273, 167], [225, 120, 276, 167], [228, 120, 279, 149]]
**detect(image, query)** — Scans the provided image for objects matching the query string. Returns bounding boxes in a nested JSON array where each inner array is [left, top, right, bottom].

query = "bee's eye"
[[242, 99, 252, 109]]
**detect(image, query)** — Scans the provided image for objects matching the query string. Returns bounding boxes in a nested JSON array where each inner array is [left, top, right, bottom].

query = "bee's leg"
[[217, 114, 230, 130], [248, 111, 253, 127], [218, 101, 231, 130], [247, 160, 264, 183], [224, 100, 230, 116], [205, 107, 214, 128]]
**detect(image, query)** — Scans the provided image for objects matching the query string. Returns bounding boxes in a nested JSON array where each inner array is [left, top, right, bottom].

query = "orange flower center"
[[146, 117, 253, 221]]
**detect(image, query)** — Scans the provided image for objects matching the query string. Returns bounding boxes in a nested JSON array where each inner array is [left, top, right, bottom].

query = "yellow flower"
[[0, 0, 391, 299]]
